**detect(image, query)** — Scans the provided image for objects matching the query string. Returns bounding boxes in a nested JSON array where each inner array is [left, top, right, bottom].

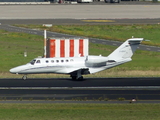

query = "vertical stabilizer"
[[108, 38, 144, 60]]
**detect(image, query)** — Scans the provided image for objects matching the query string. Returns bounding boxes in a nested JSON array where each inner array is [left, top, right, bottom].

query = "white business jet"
[[10, 38, 144, 80]]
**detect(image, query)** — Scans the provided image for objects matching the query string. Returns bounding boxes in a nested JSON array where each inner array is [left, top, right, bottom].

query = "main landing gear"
[[70, 69, 85, 80]]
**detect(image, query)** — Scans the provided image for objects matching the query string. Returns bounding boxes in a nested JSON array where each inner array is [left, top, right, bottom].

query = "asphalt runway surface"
[[1, 77, 160, 87], [0, 77, 160, 101], [1, 18, 160, 25]]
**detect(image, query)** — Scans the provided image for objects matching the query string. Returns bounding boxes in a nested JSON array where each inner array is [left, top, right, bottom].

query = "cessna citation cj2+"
[[10, 38, 144, 80]]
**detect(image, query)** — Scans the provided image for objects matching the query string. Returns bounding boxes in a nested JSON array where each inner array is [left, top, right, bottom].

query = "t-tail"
[[108, 38, 144, 61]]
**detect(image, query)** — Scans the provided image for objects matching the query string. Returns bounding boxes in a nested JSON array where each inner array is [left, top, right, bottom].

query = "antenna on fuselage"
[[44, 29, 47, 58]]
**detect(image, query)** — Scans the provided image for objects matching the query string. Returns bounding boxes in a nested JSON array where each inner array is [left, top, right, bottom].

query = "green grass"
[[0, 30, 43, 72], [15, 24, 160, 47], [0, 103, 160, 120]]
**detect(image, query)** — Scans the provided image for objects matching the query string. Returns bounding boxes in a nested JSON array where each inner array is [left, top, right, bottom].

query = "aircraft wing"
[[68, 67, 90, 75]]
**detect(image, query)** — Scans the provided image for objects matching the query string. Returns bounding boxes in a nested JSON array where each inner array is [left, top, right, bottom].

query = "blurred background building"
[[0, 0, 46, 1]]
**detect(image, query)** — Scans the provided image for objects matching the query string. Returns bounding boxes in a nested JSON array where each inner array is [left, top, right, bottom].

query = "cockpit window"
[[30, 59, 36, 65], [36, 60, 40, 63]]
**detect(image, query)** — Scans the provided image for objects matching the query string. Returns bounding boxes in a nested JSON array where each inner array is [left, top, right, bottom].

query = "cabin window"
[[70, 59, 73, 62], [46, 60, 49, 63], [66, 60, 69, 62], [56, 60, 59, 63], [61, 60, 64, 62], [51, 60, 54, 63], [36, 60, 40, 63], [30, 59, 36, 65]]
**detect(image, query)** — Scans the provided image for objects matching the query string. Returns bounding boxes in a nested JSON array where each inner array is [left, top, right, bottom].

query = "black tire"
[[71, 76, 77, 80], [78, 76, 83, 80], [71, 76, 83, 80]]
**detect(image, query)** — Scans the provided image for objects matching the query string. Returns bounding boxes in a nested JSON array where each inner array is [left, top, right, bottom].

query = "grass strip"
[[0, 103, 160, 120], [15, 24, 160, 47]]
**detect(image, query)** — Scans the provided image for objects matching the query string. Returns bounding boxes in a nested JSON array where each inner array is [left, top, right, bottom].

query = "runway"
[[1, 77, 160, 87], [0, 78, 160, 101]]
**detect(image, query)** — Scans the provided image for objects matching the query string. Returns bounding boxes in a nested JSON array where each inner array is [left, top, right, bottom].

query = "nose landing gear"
[[22, 75, 27, 80]]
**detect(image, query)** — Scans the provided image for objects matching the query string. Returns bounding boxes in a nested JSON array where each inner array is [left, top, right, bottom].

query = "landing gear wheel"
[[22, 75, 27, 80], [78, 76, 83, 80], [71, 76, 77, 80], [71, 76, 83, 80]]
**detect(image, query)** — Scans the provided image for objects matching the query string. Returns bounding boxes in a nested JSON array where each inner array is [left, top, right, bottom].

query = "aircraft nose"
[[10, 65, 28, 74], [10, 68, 18, 74]]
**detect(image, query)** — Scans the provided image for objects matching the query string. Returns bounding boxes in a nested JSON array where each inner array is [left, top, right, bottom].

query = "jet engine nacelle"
[[85, 56, 108, 67]]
